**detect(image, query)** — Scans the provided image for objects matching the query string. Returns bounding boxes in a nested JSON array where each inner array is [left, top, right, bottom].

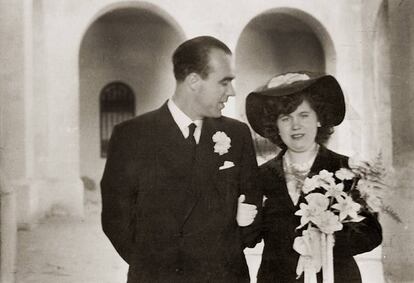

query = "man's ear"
[[185, 73, 202, 91]]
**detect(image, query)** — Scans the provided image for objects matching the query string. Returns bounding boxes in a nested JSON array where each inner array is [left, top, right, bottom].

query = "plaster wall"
[[0, 0, 26, 280], [79, 10, 183, 185], [4, 0, 408, 281], [235, 14, 325, 120], [10, 0, 385, 269], [377, 1, 414, 282], [38, 0, 378, 203]]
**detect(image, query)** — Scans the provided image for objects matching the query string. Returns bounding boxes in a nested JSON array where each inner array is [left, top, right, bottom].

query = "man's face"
[[194, 49, 235, 118]]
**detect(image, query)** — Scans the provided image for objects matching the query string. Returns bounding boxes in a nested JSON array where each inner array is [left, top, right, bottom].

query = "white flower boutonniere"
[[212, 131, 231, 155]]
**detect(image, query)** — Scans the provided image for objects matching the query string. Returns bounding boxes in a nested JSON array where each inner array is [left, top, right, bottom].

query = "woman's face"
[[277, 99, 319, 153]]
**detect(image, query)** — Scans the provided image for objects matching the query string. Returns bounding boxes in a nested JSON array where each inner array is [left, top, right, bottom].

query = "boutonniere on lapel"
[[212, 131, 234, 170], [212, 131, 231, 155]]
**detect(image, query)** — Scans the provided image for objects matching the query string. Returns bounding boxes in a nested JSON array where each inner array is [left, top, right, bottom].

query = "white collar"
[[167, 99, 202, 142]]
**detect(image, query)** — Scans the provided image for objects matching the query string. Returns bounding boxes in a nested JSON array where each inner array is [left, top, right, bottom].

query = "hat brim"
[[246, 75, 345, 138]]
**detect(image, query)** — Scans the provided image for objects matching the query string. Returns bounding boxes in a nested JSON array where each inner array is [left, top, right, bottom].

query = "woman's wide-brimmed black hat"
[[245, 72, 346, 138]]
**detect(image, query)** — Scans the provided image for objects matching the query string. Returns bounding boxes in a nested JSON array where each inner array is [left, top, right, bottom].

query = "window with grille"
[[100, 81, 135, 157]]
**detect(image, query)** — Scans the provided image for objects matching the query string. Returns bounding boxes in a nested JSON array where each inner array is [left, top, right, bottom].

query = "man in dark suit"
[[101, 36, 261, 283]]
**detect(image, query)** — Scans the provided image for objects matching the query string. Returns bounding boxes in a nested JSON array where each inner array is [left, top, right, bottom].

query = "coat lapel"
[[156, 103, 195, 175], [264, 151, 299, 211], [265, 148, 330, 210], [180, 118, 221, 226], [196, 118, 222, 181], [308, 145, 332, 177], [153, 103, 200, 225]]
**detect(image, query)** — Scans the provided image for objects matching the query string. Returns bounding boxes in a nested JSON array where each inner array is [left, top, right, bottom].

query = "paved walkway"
[[15, 188, 384, 283], [15, 189, 262, 283], [16, 190, 128, 283]]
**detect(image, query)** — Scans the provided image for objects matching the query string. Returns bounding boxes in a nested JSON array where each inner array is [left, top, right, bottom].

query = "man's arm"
[[237, 194, 257, 226], [101, 124, 137, 263], [238, 124, 263, 247]]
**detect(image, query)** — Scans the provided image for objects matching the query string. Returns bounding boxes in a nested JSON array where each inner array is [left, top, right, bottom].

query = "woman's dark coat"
[[252, 146, 382, 283]]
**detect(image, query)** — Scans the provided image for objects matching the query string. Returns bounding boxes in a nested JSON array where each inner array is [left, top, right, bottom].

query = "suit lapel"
[[156, 103, 195, 174], [196, 118, 221, 180], [153, 103, 200, 226], [180, 118, 221, 226]]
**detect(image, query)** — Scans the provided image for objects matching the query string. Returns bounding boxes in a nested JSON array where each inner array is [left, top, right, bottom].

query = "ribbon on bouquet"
[[293, 227, 322, 283], [293, 228, 334, 283], [321, 233, 334, 283]]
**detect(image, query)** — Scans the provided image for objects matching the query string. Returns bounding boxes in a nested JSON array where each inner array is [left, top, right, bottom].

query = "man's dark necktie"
[[187, 123, 197, 160], [187, 123, 197, 146]]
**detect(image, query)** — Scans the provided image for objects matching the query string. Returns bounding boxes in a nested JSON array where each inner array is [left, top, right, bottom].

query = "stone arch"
[[78, 1, 186, 52], [78, 2, 185, 187], [235, 8, 336, 161], [235, 7, 336, 121]]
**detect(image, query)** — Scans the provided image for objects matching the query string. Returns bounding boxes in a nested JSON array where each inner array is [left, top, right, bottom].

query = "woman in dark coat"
[[244, 72, 383, 283]]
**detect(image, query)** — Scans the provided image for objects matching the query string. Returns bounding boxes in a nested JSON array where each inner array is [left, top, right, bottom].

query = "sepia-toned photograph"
[[0, 1, 412, 282]]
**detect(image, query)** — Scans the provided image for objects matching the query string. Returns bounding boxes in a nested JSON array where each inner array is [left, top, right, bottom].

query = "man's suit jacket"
[[254, 146, 382, 283], [101, 103, 261, 283]]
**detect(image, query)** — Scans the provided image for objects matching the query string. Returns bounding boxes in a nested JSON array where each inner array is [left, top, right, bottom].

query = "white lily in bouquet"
[[293, 154, 400, 283]]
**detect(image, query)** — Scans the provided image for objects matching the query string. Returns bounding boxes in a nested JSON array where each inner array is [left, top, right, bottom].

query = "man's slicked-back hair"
[[172, 36, 232, 82]]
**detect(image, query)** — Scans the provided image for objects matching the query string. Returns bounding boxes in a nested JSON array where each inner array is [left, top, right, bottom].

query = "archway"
[[235, 9, 335, 281], [79, 5, 185, 189], [235, 8, 335, 163]]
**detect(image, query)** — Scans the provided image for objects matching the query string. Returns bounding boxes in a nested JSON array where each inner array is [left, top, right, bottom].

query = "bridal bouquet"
[[293, 154, 399, 283]]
